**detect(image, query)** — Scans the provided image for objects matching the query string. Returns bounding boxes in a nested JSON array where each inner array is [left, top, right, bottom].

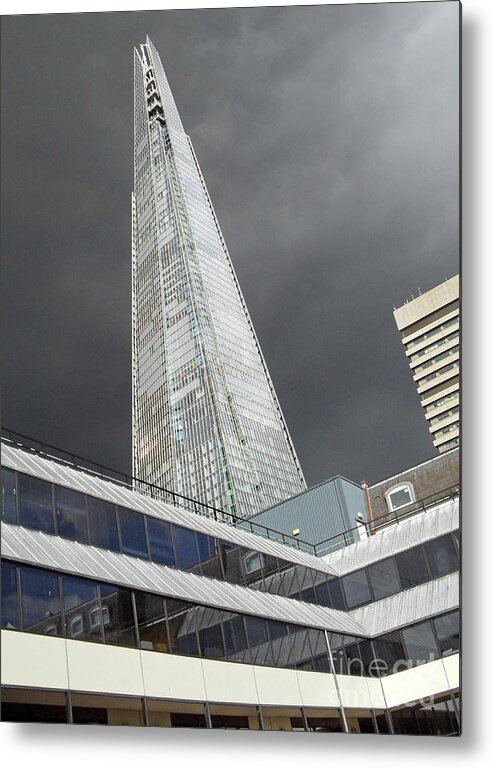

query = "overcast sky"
[[1, 2, 459, 489]]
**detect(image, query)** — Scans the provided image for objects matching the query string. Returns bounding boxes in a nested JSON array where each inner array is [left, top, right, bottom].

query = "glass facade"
[[132, 38, 306, 518], [1, 560, 460, 680], [3, 469, 460, 614]]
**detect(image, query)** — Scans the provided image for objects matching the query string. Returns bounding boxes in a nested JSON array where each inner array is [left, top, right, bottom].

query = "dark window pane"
[[300, 587, 316, 604], [134, 591, 168, 652], [55, 486, 88, 543], [87, 497, 119, 551], [196, 533, 216, 563], [327, 578, 345, 610], [198, 612, 224, 659], [395, 546, 430, 589], [342, 569, 372, 608], [1, 561, 19, 629], [173, 526, 199, 570], [100, 584, 137, 647], [434, 611, 460, 656], [245, 616, 268, 646], [344, 643, 364, 676], [314, 580, 331, 608], [372, 632, 406, 676], [147, 517, 175, 566], [166, 598, 199, 656], [424, 535, 459, 578], [367, 558, 401, 600], [1, 468, 17, 523], [18, 474, 54, 534], [402, 621, 438, 665], [118, 507, 148, 559], [222, 614, 247, 656], [20, 567, 61, 635], [268, 620, 288, 641], [62, 575, 101, 642]]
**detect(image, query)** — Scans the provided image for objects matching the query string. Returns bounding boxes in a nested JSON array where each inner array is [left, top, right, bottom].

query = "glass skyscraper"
[[132, 38, 306, 519]]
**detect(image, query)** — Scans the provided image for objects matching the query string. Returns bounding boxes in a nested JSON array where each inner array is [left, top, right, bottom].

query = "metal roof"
[[321, 498, 459, 575], [1, 443, 337, 576], [1, 523, 367, 637], [350, 572, 459, 637]]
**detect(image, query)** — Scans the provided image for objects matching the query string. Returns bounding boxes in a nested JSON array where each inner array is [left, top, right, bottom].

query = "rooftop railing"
[[313, 485, 460, 558], [0, 428, 316, 555]]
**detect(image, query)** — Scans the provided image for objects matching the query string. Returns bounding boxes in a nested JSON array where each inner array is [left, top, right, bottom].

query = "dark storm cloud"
[[1, 3, 459, 486]]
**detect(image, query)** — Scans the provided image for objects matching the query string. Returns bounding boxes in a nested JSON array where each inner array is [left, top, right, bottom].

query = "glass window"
[[147, 517, 175, 567], [222, 614, 247, 657], [243, 550, 263, 575], [18, 474, 54, 534], [62, 575, 101, 642], [402, 621, 438, 666], [198, 610, 225, 659], [367, 558, 401, 600], [166, 598, 199, 656], [118, 507, 148, 559], [1, 561, 19, 629], [1, 468, 17, 523], [433, 611, 460, 656], [313, 579, 331, 608], [100, 584, 137, 648], [172, 526, 199, 570], [372, 632, 406, 676], [20, 566, 61, 635], [342, 569, 372, 608], [244, 616, 268, 647], [386, 483, 414, 511], [424, 534, 459, 578], [87, 497, 119, 551], [55, 486, 88, 543], [327, 578, 345, 610], [134, 591, 168, 652], [196, 533, 217, 565], [395, 546, 430, 589]]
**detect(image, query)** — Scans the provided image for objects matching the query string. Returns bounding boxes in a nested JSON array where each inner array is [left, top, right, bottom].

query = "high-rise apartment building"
[[132, 38, 306, 518], [393, 275, 459, 454]]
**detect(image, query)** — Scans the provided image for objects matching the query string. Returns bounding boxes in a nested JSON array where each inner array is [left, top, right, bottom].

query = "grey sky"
[[0, 2, 459, 489]]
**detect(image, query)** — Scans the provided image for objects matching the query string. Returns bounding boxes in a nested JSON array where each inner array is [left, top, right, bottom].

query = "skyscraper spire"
[[132, 38, 306, 518]]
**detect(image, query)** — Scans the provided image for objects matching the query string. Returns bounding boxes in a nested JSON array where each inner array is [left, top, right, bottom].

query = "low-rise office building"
[[1, 437, 460, 734]]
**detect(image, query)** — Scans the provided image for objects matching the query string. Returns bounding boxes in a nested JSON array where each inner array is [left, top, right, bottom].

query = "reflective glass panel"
[[18, 474, 54, 534], [424, 534, 459, 578], [147, 517, 175, 566], [20, 566, 61, 635], [433, 611, 460, 656], [166, 598, 199, 656], [342, 569, 372, 608], [55, 486, 88, 543], [134, 591, 168, 651], [100, 584, 137, 647], [395, 546, 430, 589], [327, 578, 345, 610], [1, 561, 19, 629], [118, 507, 148, 559], [172, 526, 199, 570], [372, 632, 406, 676], [367, 558, 401, 600], [62, 575, 101, 642], [402, 621, 438, 666], [87, 497, 119, 551], [1, 468, 17, 523]]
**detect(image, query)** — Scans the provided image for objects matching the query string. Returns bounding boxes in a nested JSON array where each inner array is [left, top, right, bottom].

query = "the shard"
[[132, 38, 306, 518]]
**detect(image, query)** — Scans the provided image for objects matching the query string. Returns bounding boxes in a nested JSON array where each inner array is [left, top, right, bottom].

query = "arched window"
[[385, 483, 415, 512]]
